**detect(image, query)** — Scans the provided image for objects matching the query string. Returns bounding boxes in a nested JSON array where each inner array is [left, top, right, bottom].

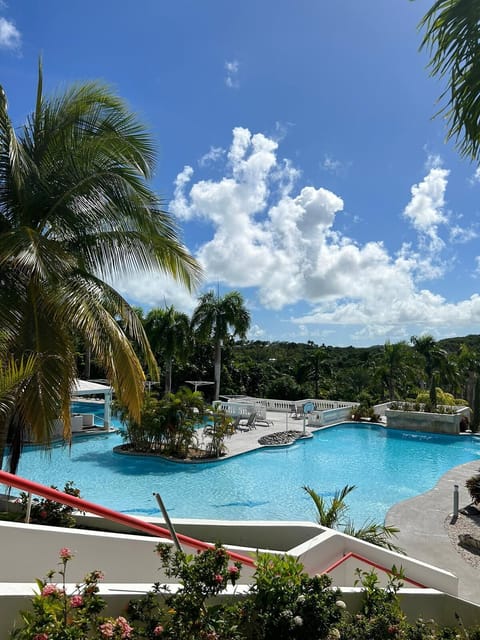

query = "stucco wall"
[[386, 409, 462, 434]]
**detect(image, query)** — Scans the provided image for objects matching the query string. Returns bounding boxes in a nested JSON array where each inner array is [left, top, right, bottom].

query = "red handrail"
[[323, 551, 426, 588], [0, 470, 255, 567]]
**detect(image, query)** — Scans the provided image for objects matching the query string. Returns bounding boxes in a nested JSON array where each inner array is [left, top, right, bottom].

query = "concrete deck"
[[386, 459, 480, 605], [216, 414, 480, 604], [205, 410, 309, 458]]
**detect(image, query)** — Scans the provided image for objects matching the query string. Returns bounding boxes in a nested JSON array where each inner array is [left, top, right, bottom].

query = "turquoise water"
[[15, 420, 480, 526]]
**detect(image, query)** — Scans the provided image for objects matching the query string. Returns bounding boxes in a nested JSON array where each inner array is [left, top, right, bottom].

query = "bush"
[[12, 546, 480, 639], [11, 548, 111, 640], [19, 481, 81, 528], [466, 473, 480, 504]]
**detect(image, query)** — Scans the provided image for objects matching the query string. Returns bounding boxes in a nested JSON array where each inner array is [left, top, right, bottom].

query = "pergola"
[[71, 379, 113, 429], [185, 380, 215, 393]]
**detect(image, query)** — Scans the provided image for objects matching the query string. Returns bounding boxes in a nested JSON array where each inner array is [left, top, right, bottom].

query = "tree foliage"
[[419, 0, 480, 160], [0, 63, 200, 471]]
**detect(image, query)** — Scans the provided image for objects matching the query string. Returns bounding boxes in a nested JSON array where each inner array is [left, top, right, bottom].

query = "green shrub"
[[19, 480, 81, 528], [466, 473, 480, 504], [12, 546, 480, 639]]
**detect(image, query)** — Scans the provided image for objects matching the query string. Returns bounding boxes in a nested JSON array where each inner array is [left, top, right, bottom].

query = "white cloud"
[[111, 271, 197, 316], [470, 167, 480, 185], [247, 324, 266, 339], [118, 127, 480, 343], [166, 127, 480, 341], [0, 16, 20, 50], [225, 59, 239, 88], [199, 146, 225, 167], [321, 155, 342, 172], [424, 153, 442, 171], [402, 165, 449, 251], [450, 225, 478, 244]]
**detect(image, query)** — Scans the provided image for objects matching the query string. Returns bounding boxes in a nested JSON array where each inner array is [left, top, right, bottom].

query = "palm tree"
[[191, 291, 250, 400], [144, 306, 192, 394], [410, 335, 449, 394], [419, 0, 480, 161], [0, 63, 200, 471], [298, 344, 331, 398], [375, 341, 413, 401], [303, 485, 403, 553]]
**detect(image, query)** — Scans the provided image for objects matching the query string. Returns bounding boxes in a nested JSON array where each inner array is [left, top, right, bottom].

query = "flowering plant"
[[127, 543, 243, 639], [10, 548, 129, 640], [19, 481, 82, 528]]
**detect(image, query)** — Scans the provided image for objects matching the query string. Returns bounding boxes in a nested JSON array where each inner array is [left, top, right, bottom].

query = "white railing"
[[236, 397, 355, 413]]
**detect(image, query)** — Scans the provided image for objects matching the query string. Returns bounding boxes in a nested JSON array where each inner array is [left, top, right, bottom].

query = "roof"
[[72, 379, 112, 396]]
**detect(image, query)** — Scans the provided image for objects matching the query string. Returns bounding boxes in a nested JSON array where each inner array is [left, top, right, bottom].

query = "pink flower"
[[93, 570, 105, 581], [41, 584, 58, 597], [214, 574, 224, 584], [59, 547, 73, 560], [70, 594, 83, 608], [228, 566, 239, 575], [153, 626, 164, 636], [116, 616, 133, 639], [33, 634, 49, 640], [99, 621, 114, 638], [39, 510, 47, 519]]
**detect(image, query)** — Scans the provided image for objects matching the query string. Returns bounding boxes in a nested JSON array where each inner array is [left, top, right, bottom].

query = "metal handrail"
[[0, 470, 255, 567]]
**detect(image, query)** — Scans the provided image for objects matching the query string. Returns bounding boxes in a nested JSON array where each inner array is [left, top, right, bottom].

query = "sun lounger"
[[254, 416, 274, 427], [290, 404, 303, 419], [236, 412, 257, 431]]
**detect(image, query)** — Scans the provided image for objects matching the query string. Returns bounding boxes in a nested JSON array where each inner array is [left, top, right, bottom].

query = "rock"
[[458, 533, 480, 551], [258, 431, 304, 446]]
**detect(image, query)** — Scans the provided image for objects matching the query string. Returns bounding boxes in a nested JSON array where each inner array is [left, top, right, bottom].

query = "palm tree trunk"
[[165, 359, 173, 395], [84, 345, 91, 379], [214, 340, 222, 401]]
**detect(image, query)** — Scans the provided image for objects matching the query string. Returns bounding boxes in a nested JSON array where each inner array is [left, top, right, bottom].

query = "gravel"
[[445, 505, 480, 569]]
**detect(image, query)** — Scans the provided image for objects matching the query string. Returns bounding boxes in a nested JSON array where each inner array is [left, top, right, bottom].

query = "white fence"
[[215, 397, 355, 418]]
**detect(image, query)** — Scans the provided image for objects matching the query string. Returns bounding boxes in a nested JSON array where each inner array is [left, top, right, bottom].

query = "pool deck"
[[217, 413, 480, 605], [207, 410, 309, 458], [386, 458, 480, 605]]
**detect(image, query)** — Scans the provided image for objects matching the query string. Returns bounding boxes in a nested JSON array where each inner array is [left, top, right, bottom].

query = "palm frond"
[[419, 0, 480, 160], [343, 519, 404, 554]]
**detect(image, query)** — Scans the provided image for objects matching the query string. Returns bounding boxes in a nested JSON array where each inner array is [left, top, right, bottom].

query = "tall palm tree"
[[375, 341, 413, 401], [191, 291, 250, 400], [411, 335, 448, 390], [144, 306, 192, 394], [298, 344, 331, 398], [419, 0, 480, 161], [0, 63, 200, 471]]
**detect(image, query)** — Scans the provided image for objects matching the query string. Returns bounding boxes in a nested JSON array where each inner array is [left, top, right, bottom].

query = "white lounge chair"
[[236, 412, 257, 431]]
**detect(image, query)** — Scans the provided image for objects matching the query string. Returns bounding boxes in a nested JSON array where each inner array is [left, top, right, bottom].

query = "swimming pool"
[[14, 418, 480, 526]]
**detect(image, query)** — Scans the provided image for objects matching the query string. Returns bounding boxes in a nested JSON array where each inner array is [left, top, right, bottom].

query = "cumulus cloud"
[[225, 59, 239, 88], [0, 16, 20, 50], [116, 127, 480, 343], [166, 127, 480, 342], [402, 165, 449, 252]]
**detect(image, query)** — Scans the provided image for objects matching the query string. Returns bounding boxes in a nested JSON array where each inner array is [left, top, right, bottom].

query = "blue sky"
[[3, 0, 480, 347]]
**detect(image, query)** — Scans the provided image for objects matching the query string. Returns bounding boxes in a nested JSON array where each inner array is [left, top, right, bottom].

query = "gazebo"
[[71, 379, 113, 429]]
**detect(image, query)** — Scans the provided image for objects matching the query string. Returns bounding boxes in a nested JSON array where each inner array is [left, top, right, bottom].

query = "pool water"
[[14, 419, 480, 525]]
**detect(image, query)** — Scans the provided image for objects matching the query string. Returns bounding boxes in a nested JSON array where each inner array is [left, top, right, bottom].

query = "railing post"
[[25, 493, 32, 524]]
